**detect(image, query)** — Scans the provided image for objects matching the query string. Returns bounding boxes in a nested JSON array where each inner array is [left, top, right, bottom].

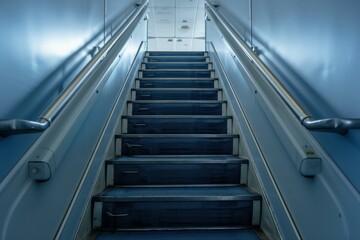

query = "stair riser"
[[122, 118, 231, 134], [144, 56, 209, 63], [136, 79, 218, 88], [142, 63, 212, 70], [139, 71, 214, 78], [93, 200, 257, 230], [146, 52, 208, 57], [127, 103, 226, 115], [116, 137, 239, 156], [131, 90, 221, 101], [107, 163, 243, 186]]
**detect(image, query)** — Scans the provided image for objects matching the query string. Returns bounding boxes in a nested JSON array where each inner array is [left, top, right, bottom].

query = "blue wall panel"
[[0, 0, 138, 182], [0, 0, 146, 238], [210, 0, 360, 192], [206, 0, 360, 239]]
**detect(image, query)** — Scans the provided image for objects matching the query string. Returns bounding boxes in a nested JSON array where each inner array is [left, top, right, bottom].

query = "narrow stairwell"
[[91, 51, 266, 239]]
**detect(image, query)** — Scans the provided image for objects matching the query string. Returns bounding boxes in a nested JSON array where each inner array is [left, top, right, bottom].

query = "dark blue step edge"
[[145, 51, 208, 57], [144, 56, 210, 62], [92, 186, 261, 230], [122, 115, 231, 134], [131, 89, 222, 101], [136, 79, 217, 88], [142, 62, 212, 70], [95, 229, 265, 240], [139, 69, 215, 78], [105, 156, 248, 186], [127, 100, 226, 116], [93, 186, 260, 201], [116, 134, 239, 156]]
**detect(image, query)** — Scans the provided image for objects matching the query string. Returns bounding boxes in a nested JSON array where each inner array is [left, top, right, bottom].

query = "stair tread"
[[145, 55, 209, 58], [118, 134, 239, 138], [122, 115, 232, 119], [95, 229, 263, 240], [137, 77, 218, 80], [128, 100, 226, 103], [144, 58, 210, 63], [94, 186, 260, 201], [132, 88, 221, 91], [107, 156, 247, 164], [142, 62, 213, 64], [140, 69, 214, 72]]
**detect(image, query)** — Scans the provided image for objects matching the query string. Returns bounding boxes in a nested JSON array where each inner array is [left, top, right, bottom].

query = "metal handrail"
[[0, 0, 148, 136], [205, 0, 360, 135]]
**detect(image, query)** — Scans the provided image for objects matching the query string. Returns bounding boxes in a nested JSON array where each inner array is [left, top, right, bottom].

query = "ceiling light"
[[168, 39, 173, 42], [177, 39, 183, 42]]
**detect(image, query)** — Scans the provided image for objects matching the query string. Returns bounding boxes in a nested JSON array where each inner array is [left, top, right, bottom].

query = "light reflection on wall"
[[39, 34, 87, 58]]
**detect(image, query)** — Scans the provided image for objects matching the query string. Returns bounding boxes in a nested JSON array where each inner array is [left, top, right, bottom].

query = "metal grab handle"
[[140, 95, 152, 98], [106, 212, 129, 217], [144, 83, 154, 87], [132, 123, 148, 128], [138, 108, 150, 111], [204, 0, 360, 135], [125, 143, 143, 148], [123, 170, 139, 174]]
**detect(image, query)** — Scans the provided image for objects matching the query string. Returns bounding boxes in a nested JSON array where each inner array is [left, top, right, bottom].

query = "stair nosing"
[[142, 62, 213, 64], [128, 100, 226, 103], [122, 115, 232, 119], [132, 88, 221, 91], [100, 226, 253, 232], [117, 134, 239, 138], [139, 69, 215, 72], [94, 186, 261, 202], [136, 77, 218, 80], [106, 156, 247, 164]]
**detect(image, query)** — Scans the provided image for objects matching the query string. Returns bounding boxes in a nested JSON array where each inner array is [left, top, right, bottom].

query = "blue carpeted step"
[[144, 56, 209, 63], [127, 100, 226, 115], [139, 69, 215, 78], [142, 62, 212, 70], [92, 186, 261, 230], [131, 88, 221, 101], [106, 156, 248, 186], [136, 78, 217, 88], [146, 51, 208, 57], [95, 229, 264, 240], [122, 115, 231, 134], [116, 134, 239, 156]]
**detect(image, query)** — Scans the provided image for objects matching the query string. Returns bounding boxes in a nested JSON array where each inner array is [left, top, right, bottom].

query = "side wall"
[[0, 0, 139, 182], [209, 0, 360, 192], [206, 0, 360, 239], [0, 1, 146, 239]]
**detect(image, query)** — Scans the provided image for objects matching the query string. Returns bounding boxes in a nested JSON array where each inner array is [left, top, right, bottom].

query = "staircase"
[[91, 51, 265, 239]]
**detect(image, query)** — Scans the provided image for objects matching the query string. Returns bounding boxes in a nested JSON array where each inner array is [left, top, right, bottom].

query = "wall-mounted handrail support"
[[0, 0, 149, 136], [205, 0, 359, 135]]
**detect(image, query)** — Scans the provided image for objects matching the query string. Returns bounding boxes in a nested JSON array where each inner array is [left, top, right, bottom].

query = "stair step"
[[106, 156, 248, 186], [136, 78, 218, 88], [116, 134, 239, 156], [142, 62, 212, 70], [146, 51, 208, 57], [139, 69, 215, 78], [122, 115, 231, 134], [127, 100, 226, 116], [131, 88, 222, 101], [92, 186, 261, 230], [144, 56, 210, 63], [95, 229, 264, 240]]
